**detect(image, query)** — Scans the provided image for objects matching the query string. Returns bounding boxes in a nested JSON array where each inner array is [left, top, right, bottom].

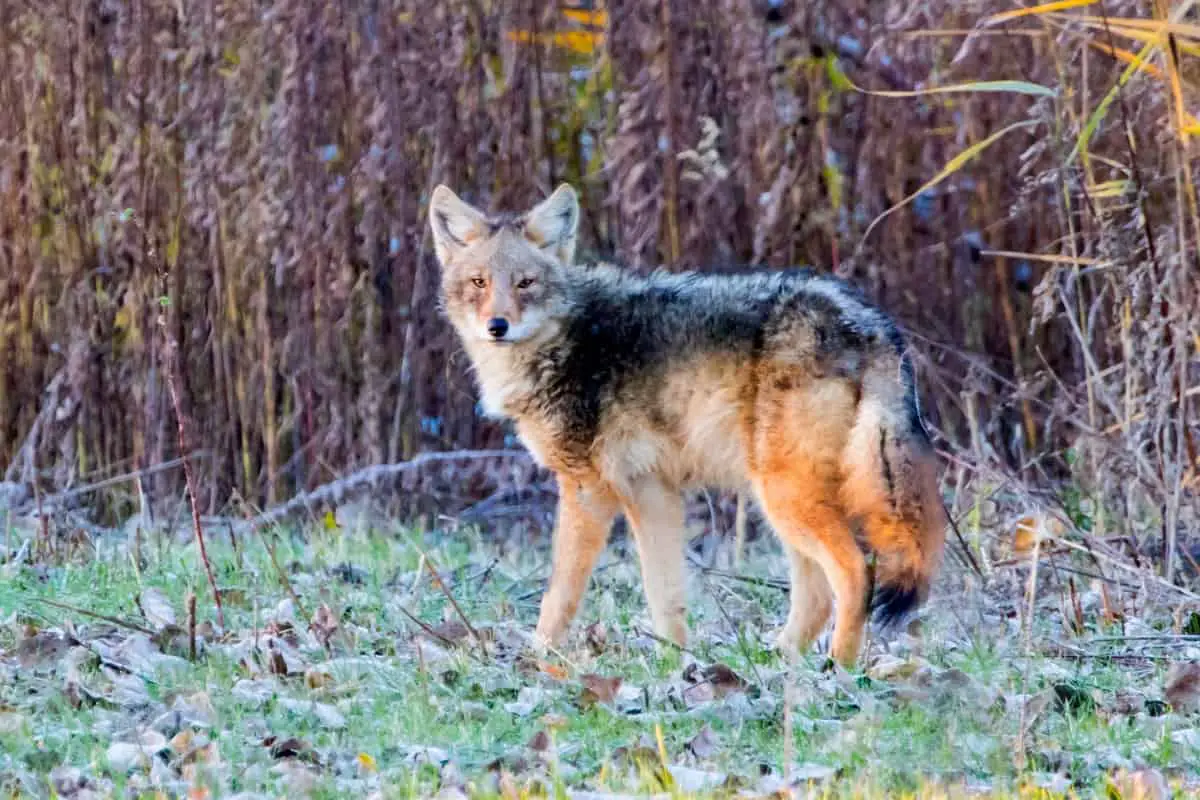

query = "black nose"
[[487, 317, 509, 339]]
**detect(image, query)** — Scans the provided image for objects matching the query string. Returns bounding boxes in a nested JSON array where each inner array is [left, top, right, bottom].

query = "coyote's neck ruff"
[[430, 183, 947, 668]]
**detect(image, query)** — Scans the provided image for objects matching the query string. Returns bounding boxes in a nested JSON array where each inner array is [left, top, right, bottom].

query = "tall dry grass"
[[0, 0, 1195, 576]]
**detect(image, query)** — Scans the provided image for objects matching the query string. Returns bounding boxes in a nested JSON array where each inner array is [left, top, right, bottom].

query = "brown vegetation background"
[[1, 1, 1196, 572]]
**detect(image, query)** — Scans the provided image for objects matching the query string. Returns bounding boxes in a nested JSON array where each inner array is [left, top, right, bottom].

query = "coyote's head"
[[429, 184, 579, 346]]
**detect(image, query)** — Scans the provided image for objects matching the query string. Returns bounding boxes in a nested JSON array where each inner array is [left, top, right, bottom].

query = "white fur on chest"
[[464, 345, 555, 469], [465, 345, 529, 418]]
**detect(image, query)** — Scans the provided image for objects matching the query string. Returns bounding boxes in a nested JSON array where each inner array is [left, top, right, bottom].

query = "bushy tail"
[[840, 353, 948, 629]]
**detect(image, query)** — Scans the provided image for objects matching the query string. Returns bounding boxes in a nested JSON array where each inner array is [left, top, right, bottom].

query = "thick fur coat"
[[430, 183, 947, 666]]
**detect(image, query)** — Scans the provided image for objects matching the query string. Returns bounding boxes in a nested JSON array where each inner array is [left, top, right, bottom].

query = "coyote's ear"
[[429, 184, 489, 265], [524, 183, 579, 265]]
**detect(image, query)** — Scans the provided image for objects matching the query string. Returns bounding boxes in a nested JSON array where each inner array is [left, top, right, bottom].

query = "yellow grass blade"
[[561, 8, 608, 28], [1158, 4, 1192, 146], [979, 249, 1104, 266], [1085, 39, 1168, 79], [983, 0, 1097, 25], [860, 119, 1040, 244], [1088, 179, 1133, 198], [507, 29, 603, 54], [1072, 16, 1200, 41], [1068, 20, 1200, 54]]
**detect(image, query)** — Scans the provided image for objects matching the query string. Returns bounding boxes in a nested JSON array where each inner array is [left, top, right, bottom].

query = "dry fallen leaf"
[[683, 662, 747, 697], [17, 628, 73, 669], [106, 742, 150, 773], [139, 587, 177, 629], [526, 729, 551, 752], [540, 661, 569, 681], [430, 619, 472, 646], [305, 668, 334, 690], [1165, 662, 1200, 714], [584, 622, 608, 655], [685, 724, 719, 760], [869, 654, 928, 681], [50, 766, 112, 800], [0, 706, 27, 735], [310, 603, 340, 649], [264, 735, 319, 764], [578, 674, 622, 709], [231, 679, 276, 707], [267, 647, 290, 677]]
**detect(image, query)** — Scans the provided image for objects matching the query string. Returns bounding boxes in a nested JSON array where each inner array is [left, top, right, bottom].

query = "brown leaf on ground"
[[16, 628, 73, 669], [429, 619, 472, 646], [1165, 662, 1200, 714], [310, 603, 340, 649], [683, 662, 746, 694], [577, 674, 622, 709], [264, 619, 299, 647], [267, 648, 289, 677], [584, 622, 608, 655], [50, 766, 112, 800], [540, 661, 569, 681], [681, 662, 747, 706], [526, 729, 551, 752], [1020, 689, 1055, 741], [484, 753, 530, 777], [305, 668, 334, 690], [264, 736, 320, 765]]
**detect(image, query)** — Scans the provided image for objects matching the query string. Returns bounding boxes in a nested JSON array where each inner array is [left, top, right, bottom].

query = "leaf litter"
[[5, 526, 1200, 797]]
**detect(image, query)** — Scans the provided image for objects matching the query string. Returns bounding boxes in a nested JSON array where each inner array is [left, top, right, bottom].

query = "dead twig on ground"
[[32, 598, 157, 637]]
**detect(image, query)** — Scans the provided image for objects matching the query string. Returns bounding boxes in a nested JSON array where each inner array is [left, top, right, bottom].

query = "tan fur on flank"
[[429, 183, 947, 667]]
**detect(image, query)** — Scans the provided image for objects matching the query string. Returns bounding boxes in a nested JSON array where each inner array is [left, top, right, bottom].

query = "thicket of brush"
[[1, 1, 1195, 575]]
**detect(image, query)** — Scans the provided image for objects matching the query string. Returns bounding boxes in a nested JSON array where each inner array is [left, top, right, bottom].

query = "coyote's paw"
[[529, 626, 559, 657], [772, 624, 814, 656]]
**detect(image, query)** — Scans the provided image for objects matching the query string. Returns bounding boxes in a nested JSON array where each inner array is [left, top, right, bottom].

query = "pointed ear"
[[429, 184, 489, 265], [523, 183, 580, 265]]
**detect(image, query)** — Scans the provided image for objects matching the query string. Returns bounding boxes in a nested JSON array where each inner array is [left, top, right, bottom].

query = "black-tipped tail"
[[870, 578, 922, 631]]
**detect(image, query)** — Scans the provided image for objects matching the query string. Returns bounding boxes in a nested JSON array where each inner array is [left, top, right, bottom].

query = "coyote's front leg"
[[532, 477, 619, 650], [620, 479, 689, 646]]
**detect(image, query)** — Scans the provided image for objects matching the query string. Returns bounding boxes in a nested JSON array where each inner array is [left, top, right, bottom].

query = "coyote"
[[429, 183, 946, 666]]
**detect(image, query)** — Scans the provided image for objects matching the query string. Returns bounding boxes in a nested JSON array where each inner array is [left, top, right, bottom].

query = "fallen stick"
[[247, 450, 537, 529]]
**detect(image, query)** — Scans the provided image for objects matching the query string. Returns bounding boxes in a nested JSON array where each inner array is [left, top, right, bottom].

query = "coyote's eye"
[[516, 277, 535, 289], [470, 276, 486, 288]]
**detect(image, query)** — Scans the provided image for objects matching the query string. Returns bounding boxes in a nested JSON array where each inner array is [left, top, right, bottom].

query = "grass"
[[2, 517, 1199, 799]]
